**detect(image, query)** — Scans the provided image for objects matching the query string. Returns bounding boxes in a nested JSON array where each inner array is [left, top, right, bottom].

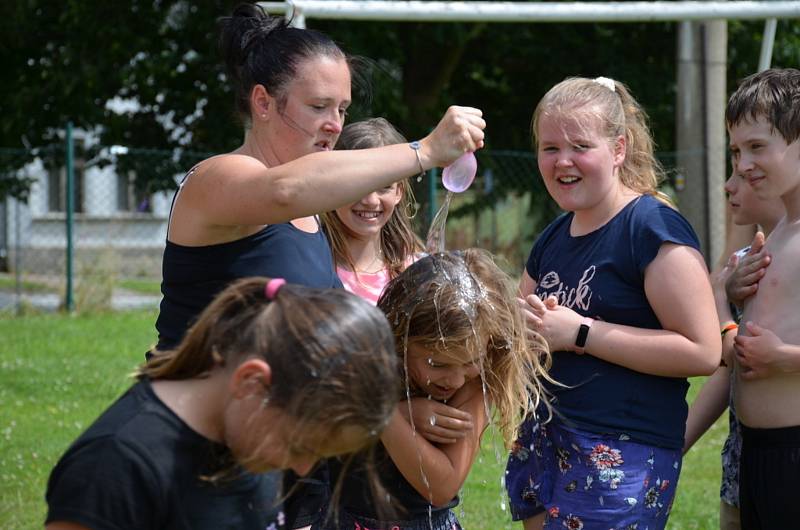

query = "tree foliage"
[[1, 0, 797, 216]]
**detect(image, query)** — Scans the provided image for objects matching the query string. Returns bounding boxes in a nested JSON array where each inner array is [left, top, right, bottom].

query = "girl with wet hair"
[[321, 118, 424, 304], [320, 249, 553, 530], [46, 277, 400, 530], [505, 77, 720, 530]]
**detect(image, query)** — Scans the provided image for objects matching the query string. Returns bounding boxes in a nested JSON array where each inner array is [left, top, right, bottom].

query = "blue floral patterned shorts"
[[505, 419, 682, 529]]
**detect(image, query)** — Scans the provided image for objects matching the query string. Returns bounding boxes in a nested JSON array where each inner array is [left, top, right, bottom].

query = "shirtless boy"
[[726, 67, 800, 529]]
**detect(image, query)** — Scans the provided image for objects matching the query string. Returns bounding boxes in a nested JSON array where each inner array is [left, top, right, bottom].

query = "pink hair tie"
[[265, 278, 286, 300]]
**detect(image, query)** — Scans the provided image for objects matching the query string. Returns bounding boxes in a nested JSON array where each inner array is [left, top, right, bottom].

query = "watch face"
[[575, 323, 590, 348]]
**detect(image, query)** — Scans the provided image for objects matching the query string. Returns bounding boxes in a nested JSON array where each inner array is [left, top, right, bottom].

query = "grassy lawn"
[[1, 311, 725, 529], [116, 278, 162, 296], [0, 310, 157, 530], [0, 275, 58, 293]]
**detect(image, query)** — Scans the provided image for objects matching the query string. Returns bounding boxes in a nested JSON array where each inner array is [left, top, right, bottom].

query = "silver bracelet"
[[409, 141, 425, 175]]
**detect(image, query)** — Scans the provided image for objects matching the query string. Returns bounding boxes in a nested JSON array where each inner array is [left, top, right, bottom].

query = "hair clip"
[[265, 278, 286, 300], [593, 76, 616, 93]]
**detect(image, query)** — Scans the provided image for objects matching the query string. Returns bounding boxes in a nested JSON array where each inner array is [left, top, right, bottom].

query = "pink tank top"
[[336, 267, 391, 305]]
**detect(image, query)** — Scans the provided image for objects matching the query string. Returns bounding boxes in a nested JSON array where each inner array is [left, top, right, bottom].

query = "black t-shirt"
[[46, 379, 285, 530], [326, 442, 458, 524]]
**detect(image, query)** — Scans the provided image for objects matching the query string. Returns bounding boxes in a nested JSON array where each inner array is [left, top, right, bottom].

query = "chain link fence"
[[1, 135, 695, 314]]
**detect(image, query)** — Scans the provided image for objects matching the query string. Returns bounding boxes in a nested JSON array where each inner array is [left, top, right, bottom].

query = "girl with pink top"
[[322, 118, 424, 304]]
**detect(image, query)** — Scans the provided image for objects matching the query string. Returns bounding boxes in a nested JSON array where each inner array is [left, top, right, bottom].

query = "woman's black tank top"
[[154, 174, 342, 351]]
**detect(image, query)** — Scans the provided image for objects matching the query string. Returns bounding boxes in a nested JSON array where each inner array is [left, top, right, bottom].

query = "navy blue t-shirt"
[[527, 195, 700, 449]]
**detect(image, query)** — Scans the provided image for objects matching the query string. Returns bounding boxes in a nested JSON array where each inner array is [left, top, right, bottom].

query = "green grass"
[[1, 311, 726, 529], [0, 276, 58, 293], [0, 274, 161, 297], [0, 310, 157, 530], [116, 278, 162, 296]]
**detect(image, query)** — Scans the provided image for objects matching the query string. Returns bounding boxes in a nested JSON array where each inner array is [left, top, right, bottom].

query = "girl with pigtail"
[[320, 249, 554, 530], [505, 77, 720, 529], [46, 278, 401, 530]]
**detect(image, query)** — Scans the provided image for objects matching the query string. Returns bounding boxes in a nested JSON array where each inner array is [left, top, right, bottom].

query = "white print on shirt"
[[537, 266, 595, 311]]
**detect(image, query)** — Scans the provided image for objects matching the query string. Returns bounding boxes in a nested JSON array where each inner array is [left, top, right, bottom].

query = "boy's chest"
[[744, 226, 800, 339]]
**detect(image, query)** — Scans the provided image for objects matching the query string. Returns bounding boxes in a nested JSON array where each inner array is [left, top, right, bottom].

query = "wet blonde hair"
[[532, 77, 673, 206], [321, 118, 424, 280], [378, 249, 553, 447]]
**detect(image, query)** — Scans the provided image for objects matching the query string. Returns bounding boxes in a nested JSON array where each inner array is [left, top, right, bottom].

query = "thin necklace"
[[355, 248, 385, 274]]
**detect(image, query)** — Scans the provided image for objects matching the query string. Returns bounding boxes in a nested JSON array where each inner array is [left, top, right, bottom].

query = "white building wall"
[[6, 158, 172, 277]]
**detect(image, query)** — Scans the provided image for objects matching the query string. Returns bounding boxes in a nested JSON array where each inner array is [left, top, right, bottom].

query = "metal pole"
[[259, 1, 800, 22], [758, 18, 778, 70], [65, 122, 75, 312], [14, 197, 22, 315], [704, 19, 728, 266]]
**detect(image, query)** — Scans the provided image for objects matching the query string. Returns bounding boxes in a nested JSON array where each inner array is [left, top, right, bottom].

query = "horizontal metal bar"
[[259, 1, 800, 22]]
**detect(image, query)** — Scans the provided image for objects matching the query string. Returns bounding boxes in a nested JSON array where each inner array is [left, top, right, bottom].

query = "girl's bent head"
[[532, 77, 667, 202], [378, 249, 552, 445], [141, 277, 400, 473]]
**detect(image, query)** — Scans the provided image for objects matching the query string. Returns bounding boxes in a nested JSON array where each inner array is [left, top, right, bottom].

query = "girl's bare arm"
[[174, 107, 485, 229], [535, 244, 720, 377], [380, 379, 488, 506]]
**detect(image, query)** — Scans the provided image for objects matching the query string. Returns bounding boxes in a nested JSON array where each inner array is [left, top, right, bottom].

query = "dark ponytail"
[[218, 3, 347, 124]]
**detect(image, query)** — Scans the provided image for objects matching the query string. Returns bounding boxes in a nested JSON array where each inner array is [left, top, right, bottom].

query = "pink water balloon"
[[442, 152, 477, 193]]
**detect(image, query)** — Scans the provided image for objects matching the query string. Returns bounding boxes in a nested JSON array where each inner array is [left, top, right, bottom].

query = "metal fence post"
[[65, 122, 75, 312], [14, 197, 22, 315]]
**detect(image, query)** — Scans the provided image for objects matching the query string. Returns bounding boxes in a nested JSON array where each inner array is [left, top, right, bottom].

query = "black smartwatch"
[[574, 317, 593, 354]]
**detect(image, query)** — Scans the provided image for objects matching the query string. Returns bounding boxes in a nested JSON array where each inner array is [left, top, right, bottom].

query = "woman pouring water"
[[151, 4, 484, 529], [152, 3, 485, 356]]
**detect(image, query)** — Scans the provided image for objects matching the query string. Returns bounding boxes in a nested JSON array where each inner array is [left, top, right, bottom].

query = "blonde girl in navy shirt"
[[505, 77, 721, 530]]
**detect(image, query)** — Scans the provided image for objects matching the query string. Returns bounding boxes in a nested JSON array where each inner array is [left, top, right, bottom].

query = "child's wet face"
[[729, 116, 800, 201], [406, 342, 481, 401]]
